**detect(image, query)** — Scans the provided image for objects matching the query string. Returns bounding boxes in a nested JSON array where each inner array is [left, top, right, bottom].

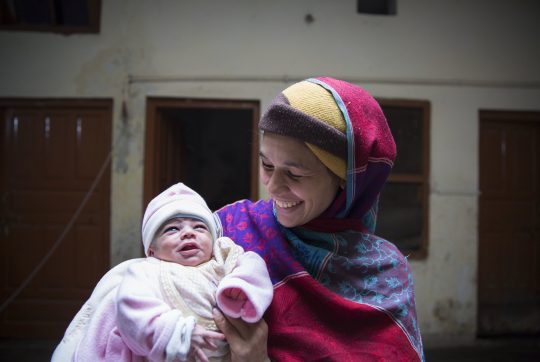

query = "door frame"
[[143, 97, 260, 207]]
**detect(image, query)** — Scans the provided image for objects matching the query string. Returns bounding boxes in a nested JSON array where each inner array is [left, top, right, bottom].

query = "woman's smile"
[[274, 199, 302, 209]]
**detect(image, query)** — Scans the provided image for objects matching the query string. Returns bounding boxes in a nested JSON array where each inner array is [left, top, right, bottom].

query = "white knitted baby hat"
[[141, 183, 220, 256]]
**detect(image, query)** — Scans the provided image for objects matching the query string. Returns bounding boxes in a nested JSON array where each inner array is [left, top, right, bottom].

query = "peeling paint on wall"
[[114, 113, 132, 174], [433, 298, 474, 334], [74, 47, 147, 95]]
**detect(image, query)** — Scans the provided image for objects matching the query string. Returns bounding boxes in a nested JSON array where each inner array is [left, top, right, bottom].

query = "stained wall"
[[1, 0, 539, 343]]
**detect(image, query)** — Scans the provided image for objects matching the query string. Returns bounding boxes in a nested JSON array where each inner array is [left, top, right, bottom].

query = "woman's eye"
[[261, 161, 274, 171], [287, 171, 302, 179]]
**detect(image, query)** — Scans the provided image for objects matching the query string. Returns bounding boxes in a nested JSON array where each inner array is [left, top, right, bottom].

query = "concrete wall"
[[1, 0, 539, 344]]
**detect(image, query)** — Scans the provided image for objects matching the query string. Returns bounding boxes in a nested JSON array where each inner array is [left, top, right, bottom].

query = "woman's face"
[[260, 132, 341, 228]]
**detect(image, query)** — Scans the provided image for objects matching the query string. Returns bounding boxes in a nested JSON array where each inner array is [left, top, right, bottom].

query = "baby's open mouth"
[[180, 243, 197, 251]]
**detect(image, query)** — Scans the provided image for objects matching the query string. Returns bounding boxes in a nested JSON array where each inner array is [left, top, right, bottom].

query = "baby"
[[53, 183, 273, 362]]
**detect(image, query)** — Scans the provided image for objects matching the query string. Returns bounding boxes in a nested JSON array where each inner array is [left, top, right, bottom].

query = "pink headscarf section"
[[306, 77, 396, 232]]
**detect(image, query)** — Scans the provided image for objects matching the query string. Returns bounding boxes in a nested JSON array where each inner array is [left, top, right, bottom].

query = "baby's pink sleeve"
[[216, 251, 273, 323]]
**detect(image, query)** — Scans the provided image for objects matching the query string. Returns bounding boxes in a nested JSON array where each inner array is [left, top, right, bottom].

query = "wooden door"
[[0, 99, 111, 339], [144, 98, 260, 210], [478, 111, 540, 335]]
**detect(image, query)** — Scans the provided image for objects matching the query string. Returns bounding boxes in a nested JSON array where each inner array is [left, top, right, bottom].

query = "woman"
[[213, 77, 424, 361]]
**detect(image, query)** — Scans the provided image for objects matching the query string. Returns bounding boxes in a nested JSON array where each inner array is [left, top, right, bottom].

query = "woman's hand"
[[187, 324, 225, 362], [213, 308, 269, 362]]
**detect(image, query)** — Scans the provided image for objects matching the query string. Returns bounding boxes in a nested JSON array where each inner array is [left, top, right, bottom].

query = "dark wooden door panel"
[[0, 100, 111, 339], [478, 112, 540, 336]]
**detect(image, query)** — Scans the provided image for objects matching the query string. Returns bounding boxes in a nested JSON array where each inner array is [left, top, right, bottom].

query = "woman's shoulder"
[[215, 199, 280, 254], [216, 198, 273, 223], [217, 198, 270, 213]]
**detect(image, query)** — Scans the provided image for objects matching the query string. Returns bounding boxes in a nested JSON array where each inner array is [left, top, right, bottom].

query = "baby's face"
[[149, 217, 213, 266]]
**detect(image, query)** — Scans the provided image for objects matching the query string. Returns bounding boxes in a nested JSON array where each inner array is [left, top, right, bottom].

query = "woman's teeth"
[[275, 200, 301, 209]]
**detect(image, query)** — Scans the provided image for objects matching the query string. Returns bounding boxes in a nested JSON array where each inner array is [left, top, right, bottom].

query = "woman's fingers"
[[201, 330, 225, 340], [190, 324, 225, 355], [213, 308, 269, 362], [222, 313, 254, 340], [195, 347, 209, 362], [202, 332, 224, 351], [213, 308, 239, 340]]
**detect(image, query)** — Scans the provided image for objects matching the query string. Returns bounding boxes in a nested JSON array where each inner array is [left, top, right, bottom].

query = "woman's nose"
[[266, 171, 287, 194]]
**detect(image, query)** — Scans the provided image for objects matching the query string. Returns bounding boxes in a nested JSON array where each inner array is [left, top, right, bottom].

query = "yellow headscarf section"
[[282, 81, 347, 180]]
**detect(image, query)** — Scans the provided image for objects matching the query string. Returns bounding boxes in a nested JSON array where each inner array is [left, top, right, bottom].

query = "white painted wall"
[[1, 0, 539, 345]]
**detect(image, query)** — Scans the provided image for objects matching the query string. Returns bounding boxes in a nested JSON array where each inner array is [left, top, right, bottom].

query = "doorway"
[[144, 98, 260, 211], [0, 99, 112, 339], [478, 110, 540, 336]]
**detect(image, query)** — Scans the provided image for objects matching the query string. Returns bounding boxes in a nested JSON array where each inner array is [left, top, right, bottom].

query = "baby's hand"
[[222, 287, 247, 301], [188, 324, 225, 362], [217, 287, 257, 322]]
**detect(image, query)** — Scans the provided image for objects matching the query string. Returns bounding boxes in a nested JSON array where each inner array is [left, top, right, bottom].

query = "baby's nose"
[[180, 226, 195, 239]]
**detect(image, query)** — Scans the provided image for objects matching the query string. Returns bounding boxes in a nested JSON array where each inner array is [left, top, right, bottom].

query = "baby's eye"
[[163, 226, 179, 233], [194, 223, 208, 231]]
